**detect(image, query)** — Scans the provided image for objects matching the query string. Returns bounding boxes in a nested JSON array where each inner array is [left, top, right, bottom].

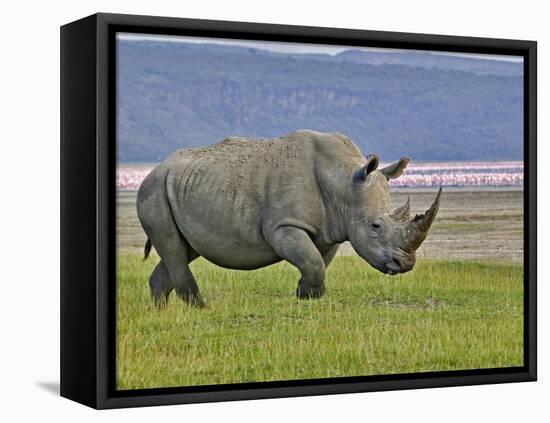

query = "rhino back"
[[157, 131, 364, 269]]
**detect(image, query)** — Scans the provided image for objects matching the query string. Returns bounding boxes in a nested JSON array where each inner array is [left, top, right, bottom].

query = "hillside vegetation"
[[117, 41, 523, 163]]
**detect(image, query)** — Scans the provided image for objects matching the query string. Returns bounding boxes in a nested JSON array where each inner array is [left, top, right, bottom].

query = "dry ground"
[[117, 187, 524, 263]]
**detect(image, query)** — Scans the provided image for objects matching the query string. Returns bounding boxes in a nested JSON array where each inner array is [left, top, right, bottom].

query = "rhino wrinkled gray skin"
[[137, 130, 441, 307]]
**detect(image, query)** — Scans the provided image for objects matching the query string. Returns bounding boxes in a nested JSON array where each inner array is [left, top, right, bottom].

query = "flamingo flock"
[[116, 161, 524, 191], [387, 161, 523, 188]]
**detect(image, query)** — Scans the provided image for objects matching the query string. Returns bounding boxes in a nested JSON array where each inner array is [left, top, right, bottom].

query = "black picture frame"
[[60, 12, 537, 409]]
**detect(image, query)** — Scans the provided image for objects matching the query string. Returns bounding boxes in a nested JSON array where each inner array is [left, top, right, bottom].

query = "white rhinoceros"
[[137, 130, 441, 307]]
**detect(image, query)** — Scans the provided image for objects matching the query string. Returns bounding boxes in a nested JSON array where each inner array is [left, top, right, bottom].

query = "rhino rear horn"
[[391, 195, 410, 223]]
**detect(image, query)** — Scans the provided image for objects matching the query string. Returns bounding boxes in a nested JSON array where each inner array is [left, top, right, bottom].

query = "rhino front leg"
[[322, 245, 339, 267], [269, 226, 326, 299]]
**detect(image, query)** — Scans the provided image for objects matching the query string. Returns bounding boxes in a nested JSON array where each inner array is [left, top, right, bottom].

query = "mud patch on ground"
[[370, 296, 447, 309]]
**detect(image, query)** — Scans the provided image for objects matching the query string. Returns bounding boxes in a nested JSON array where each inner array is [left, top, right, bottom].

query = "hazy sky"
[[118, 32, 523, 63]]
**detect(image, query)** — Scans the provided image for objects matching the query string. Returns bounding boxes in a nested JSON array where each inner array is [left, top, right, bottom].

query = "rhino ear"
[[353, 154, 379, 184], [379, 157, 410, 180]]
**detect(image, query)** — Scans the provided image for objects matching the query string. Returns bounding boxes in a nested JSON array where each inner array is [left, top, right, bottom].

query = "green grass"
[[116, 252, 523, 390]]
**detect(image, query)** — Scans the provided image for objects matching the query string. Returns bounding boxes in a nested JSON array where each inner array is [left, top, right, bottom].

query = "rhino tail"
[[143, 238, 152, 261]]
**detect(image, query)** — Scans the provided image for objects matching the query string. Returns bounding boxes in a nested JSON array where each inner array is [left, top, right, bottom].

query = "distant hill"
[[333, 49, 522, 76], [117, 40, 523, 163]]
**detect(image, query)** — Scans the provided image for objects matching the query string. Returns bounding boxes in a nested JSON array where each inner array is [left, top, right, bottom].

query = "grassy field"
[[116, 252, 523, 390]]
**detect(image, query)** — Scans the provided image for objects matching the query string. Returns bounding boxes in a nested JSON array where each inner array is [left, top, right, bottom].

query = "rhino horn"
[[391, 195, 410, 223], [405, 187, 442, 250]]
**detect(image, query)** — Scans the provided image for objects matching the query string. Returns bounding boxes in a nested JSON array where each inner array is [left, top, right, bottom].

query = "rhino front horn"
[[407, 187, 442, 249]]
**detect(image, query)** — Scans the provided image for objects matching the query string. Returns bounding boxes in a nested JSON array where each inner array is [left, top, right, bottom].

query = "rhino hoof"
[[177, 291, 206, 308], [186, 295, 206, 308], [152, 296, 169, 310], [296, 285, 324, 299]]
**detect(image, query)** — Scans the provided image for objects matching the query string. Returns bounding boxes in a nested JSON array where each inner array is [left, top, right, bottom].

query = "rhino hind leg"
[[152, 235, 204, 308], [149, 260, 174, 308], [149, 252, 200, 308], [268, 226, 326, 299], [138, 183, 204, 307]]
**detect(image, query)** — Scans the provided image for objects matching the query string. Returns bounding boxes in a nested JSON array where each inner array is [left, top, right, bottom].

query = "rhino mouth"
[[386, 262, 400, 275], [384, 255, 414, 275]]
